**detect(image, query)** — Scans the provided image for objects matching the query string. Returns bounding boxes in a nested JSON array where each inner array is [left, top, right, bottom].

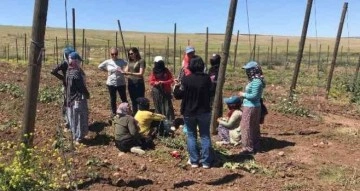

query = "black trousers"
[[107, 85, 127, 114]]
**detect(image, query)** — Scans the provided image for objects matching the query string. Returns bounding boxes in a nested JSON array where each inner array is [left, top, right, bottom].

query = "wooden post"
[[252, 34, 257, 60], [7, 44, 9, 61], [65, 0, 69, 44], [174, 23, 177, 74], [82, 29, 85, 60], [317, 44, 322, 78], [143, 35, 146, 63], [205, 27, 209, 70], [107, 40, 110, 59], [326, 2, 348, 99], [233, 30, 240, 68], [166, 36, 169, 65], [289, 0, 313, 99], [115, 32, 118, 49], [353, 55, 360, 90], [285, 39, 289, 69], [187, 40, 190, 46], [307, 44, 311, 69], [257, 46, 260, 63], [210, 0, 238, 134], [24, 33, 27, 60], [275, 46, 278, 63], [340, 45, 343, 63], [22, 0, 49, 146], [269, 36, 273, 68], [15, 38, 19, 63], [72, 8, 76, 50], [55, 36, 59, 64], [117, 20, 128, 61], [84, 38, 87, 61]]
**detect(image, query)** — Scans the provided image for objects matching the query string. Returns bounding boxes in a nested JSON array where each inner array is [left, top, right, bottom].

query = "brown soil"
[[0, 62, 359, 191]]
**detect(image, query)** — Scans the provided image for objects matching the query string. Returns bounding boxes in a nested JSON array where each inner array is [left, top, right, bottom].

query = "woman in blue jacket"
[[238, 61, 265, 154]]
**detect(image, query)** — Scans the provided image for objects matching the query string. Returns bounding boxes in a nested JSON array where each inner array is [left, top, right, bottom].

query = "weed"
[[282, 182, 303, 191], [0, 119, 18, 131], [157, 135, 186, 150], [273, 96, 311, 117], [0, 83, 23, 98], [38, 86, 62, 103], [223, 160, 273, 175], [318, 165, 347, 184]]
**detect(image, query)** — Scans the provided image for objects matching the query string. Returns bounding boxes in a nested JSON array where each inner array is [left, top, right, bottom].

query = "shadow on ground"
[[259, 136, 295, 153]]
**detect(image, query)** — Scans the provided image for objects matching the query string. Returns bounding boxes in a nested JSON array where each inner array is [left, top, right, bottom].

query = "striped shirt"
[[243, 78, 264, 107]]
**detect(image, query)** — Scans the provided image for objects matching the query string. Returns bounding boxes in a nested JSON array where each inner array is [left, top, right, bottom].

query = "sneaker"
[[130, 146, 145, 155], [187, 159, 199, 168], [202, 164, 210, 169]]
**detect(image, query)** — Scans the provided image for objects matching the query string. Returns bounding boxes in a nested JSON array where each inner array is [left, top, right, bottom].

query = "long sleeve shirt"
[[218, 110, 242, 129], [149, 69, 174, 94], [243, 78, 264, 107], [98, 59, 127, 86], [51, 60, 68, 87], [174, 73, 212, 116], [134, 110, 166, 136], [114, 114, 142, 142]]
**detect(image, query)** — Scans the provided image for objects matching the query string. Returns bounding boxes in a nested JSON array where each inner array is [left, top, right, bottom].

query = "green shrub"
[[38, 86, 62, 103], [274, 96, 310, 117], [0, 83, 23, 98]]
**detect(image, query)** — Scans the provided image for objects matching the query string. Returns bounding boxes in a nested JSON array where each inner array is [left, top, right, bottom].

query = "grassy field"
[[0, 25, 360, 66]]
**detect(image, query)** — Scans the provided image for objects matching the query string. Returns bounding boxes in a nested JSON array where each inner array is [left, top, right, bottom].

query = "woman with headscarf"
[[208, 53, 223, 117], [238, 61, 265, 154], [149, 56, 175, 122], [51, 46, 75, 128], [124, 47, 146, 115], [114, 102, 146, 155], [66, 52, 90, 144]]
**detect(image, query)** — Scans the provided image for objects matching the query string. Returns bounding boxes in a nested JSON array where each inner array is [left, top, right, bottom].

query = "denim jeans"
[[184, 112, 213, 166]]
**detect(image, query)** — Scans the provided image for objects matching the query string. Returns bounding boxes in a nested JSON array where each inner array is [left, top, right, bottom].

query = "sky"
[[0, 0, 359, 37]]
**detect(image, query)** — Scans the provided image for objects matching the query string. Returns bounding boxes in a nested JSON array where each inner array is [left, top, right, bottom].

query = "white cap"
[[154, 56, 164, 62]]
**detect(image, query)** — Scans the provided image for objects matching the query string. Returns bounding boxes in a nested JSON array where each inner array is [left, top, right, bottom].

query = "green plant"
[[0, 141, 62, 191], [274, 96, 310, 117], [0, 83, 23, 98], [282, 182, 303, 191], [38, 86, 62, 103]]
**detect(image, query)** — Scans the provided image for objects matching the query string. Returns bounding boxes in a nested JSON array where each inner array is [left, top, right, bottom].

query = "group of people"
[[51, 45, 266, 169]]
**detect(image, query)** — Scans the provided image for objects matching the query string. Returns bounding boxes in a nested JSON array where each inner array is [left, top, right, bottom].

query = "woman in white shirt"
[[98, 47, 128, 117]]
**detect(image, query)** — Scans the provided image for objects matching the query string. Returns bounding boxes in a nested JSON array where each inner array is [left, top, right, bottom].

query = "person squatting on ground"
[[124, 47, 146, 115], [149, 56, 175, 122], [98, 47, 128, 118], [134, 97, 166, 139], [50, 46, 75, 127], [113, 102, 147, 155], [208, 53, 223, 117], [216, 96, 242, 146], [173, 55, 214, 169], [238, 61, 265, 154], [65, 52, 90, 143]]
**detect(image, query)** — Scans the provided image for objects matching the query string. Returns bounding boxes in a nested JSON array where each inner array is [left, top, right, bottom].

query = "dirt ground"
[[0, 61, 359, 191]]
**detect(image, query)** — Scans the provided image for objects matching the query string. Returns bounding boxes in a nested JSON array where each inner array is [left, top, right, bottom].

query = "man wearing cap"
[[238, 61, 265, 154]]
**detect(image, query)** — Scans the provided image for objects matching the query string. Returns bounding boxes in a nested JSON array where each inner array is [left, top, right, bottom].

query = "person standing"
[[238, 61, 265, 154], [149, 56, 175, 122], [208, 53, 222, 117], [124, 47, 146, 115], [51, 46, 75, 127], [66, 52, 90, 144], [177, 46, 196, 83], [98, 47, 127, 118], [173, 56, 214, 169]]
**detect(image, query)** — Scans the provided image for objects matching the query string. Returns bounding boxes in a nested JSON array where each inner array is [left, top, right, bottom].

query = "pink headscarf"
[[116, 102, 130, 115]]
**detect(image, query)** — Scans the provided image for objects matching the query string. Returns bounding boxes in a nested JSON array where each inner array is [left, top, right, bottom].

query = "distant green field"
[[0, 25, 359, 66]]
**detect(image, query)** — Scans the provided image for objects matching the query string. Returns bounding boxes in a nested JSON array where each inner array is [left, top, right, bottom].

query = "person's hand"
[[217, 118, 222, 123], [238, 91, 244, 97], [116, 67, 124, 73]]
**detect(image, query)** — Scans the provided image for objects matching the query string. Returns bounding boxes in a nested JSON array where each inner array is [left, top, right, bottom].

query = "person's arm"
[[150, 112, 166, 121], [50, 62, 66, 81], [149, 73, 158, 86], [98, 60, 108, 72], [73, 73, 90, 99], [218, 110, 241, 129], [242, 79, 263, 101]]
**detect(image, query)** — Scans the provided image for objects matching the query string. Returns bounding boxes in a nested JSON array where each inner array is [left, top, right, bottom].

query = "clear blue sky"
[[0, 0, 359, 37]]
